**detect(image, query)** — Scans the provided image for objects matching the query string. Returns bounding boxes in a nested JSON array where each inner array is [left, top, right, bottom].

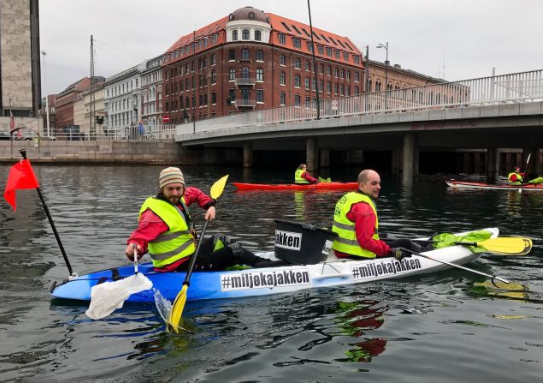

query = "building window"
[[343, 52, 349, 62], [327, 66, 332, 76], [256, 68, 264, 82], [294, 57, 301, 69], [280, 54, 286, 66], [228, 49, 235, 61], [295, 94, 301, 107], [229, 89, 235, 102], [305, 77, 310, 90], [232, 30, 238, 41], [278, 33, 286, 44], [280, 92, 286, 105], [335, 50, 340, 59], [354, 55, 361, 64], [334, 67, 339, 78], [241, 48, 250, 60], [212, 34, 218, 44], [211, 71, 217, 84], [346, 70, 351, 80], [340, 69, 345, 79], [241, 67, 250, 79], [334, 83, 339, 94], [355, 72, 360, 82], [256, 49, 264, 61], [294, 74, 301, 88], [280, 71, 286, 85], [229, 68, 236, 80], [211, 54, 216, 66], [293, 37, 301, 48], [255, 30, 262, 41], [327, 82, 332, 93], [306, 41, 313, 52], [305, 96, 310, 108], [305, 60, 311, 71], [326, 47, 333, 57], [318, 45, 324, 55], [242, 29, 250, 40], [257, 89, 264, 102]]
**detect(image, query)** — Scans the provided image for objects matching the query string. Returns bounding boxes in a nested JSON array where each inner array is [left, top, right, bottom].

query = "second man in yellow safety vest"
[[331, 169, 422, 261]]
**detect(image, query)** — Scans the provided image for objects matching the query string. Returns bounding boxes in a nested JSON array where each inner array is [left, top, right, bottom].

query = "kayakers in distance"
[[331, 169, 423, 261], [507, 165, 526, 185], [125, 167, 283, 271], [295, 163, 319, 185]]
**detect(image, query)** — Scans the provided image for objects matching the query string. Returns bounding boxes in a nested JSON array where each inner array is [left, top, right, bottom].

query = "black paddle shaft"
[[183, 219, 210, 287], [19, 149, 74, 276]]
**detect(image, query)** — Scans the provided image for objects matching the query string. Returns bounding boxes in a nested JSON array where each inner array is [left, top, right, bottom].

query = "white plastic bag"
[[85, 273, 152, 320]]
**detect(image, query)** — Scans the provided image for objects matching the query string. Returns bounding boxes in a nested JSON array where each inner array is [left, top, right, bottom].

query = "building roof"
[[164, 7, 363, 69], [267, 13, 363, 67]]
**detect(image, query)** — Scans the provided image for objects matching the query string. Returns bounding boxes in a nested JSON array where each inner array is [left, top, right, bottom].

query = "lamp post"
[[307, 0, 320, 120], [376, 42, 389, 109], [41, 50, 51, 137], [193, 29, 197, 134]]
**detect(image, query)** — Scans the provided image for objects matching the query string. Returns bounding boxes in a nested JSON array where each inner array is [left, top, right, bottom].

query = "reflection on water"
[[0, 165, 541, 382]]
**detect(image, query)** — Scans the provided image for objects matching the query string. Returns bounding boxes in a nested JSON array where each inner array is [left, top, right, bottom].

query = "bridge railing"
[[177, 69, 542, 135]]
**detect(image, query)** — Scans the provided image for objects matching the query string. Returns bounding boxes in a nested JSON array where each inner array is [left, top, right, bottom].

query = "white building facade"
[[103, 60, 147, 136]]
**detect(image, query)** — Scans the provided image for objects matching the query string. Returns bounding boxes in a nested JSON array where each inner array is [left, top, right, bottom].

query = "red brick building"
[[54, 77, 104, 135], [162, 6, 365, 125]]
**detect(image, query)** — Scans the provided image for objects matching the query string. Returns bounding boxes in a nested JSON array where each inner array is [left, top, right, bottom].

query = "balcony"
[[233, 77, 256, 87], [235, 99, 256, 108]]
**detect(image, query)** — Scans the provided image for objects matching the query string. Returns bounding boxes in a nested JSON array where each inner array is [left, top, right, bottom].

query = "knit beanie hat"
[[159, 167, 185, 188]]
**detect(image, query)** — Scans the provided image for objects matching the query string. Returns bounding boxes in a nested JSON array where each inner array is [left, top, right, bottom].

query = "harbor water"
[[0, 164, 542, 382]]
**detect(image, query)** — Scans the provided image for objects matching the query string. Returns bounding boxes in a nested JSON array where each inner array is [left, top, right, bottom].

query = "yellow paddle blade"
[[210, 175, 229, 200], [169, 284, 189, 332], [478, 237, 533, 255]]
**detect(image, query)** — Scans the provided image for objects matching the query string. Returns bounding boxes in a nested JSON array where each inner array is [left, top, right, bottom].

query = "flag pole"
[[19, 149, 75, 277]]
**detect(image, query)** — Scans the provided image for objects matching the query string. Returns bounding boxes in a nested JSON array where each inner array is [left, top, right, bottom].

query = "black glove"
[[390, 248, 412, 261]]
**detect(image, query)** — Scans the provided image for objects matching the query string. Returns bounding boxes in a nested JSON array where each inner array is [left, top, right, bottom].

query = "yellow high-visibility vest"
[[331, 192, 379, 258], [138, 197, 195, 268]]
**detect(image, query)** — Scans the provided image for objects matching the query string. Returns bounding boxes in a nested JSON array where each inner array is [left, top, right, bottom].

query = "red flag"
[[3, 159, 40, 211]]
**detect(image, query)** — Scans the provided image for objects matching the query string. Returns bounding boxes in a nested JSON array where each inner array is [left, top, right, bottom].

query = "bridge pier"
[[402, 133, 419, 182], [486, 148, 499, 182], [306, 137, 317, 172], [243, 142, 253, 168]]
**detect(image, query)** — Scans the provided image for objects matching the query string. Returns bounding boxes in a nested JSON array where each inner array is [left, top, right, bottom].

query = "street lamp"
[[376, 42, 389, 109], [307, 0, 320, 120], [41, 50, 51, 137]]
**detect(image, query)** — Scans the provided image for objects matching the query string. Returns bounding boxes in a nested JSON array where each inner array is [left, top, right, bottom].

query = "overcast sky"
[[39, 0, 543, 95]]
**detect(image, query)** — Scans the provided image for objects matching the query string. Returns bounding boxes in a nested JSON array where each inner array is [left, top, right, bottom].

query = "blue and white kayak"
[[50, 228, 499, 303]]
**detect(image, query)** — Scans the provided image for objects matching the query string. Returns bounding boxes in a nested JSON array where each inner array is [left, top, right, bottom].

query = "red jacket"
[[334, 201, 391, 258], [127, 186, 214, 271], [301, 171, 319, 184]]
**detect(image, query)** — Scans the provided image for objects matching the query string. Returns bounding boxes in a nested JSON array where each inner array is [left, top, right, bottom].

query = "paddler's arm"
[[184, 186, 217, 221], [125, 209, 169, 260], [349, 203, 391, 257]]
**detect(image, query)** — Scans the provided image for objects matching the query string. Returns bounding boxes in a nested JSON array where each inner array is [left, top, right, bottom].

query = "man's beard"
[[167, 195, 180, 205]]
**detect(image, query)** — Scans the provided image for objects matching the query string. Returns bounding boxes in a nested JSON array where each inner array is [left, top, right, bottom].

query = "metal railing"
[[36, 124, 177, 141], [177, 69, 542, 135]]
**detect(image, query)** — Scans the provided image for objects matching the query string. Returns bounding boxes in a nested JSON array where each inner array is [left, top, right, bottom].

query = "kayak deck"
[[446, 180, 542, 191], [51, 228, 499, 304], [233, 182, 358, 191]]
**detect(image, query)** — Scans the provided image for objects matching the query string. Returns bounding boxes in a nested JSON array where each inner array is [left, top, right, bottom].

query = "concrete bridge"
[[175, 70, 543, 180]]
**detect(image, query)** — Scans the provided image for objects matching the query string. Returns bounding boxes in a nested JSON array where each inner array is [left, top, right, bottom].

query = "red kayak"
[[233, 181, 358, 191], [446, 180, 543, 191]]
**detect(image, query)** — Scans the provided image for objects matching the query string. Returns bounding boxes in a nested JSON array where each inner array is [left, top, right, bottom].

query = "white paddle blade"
[[85, 274, 152, 320]]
